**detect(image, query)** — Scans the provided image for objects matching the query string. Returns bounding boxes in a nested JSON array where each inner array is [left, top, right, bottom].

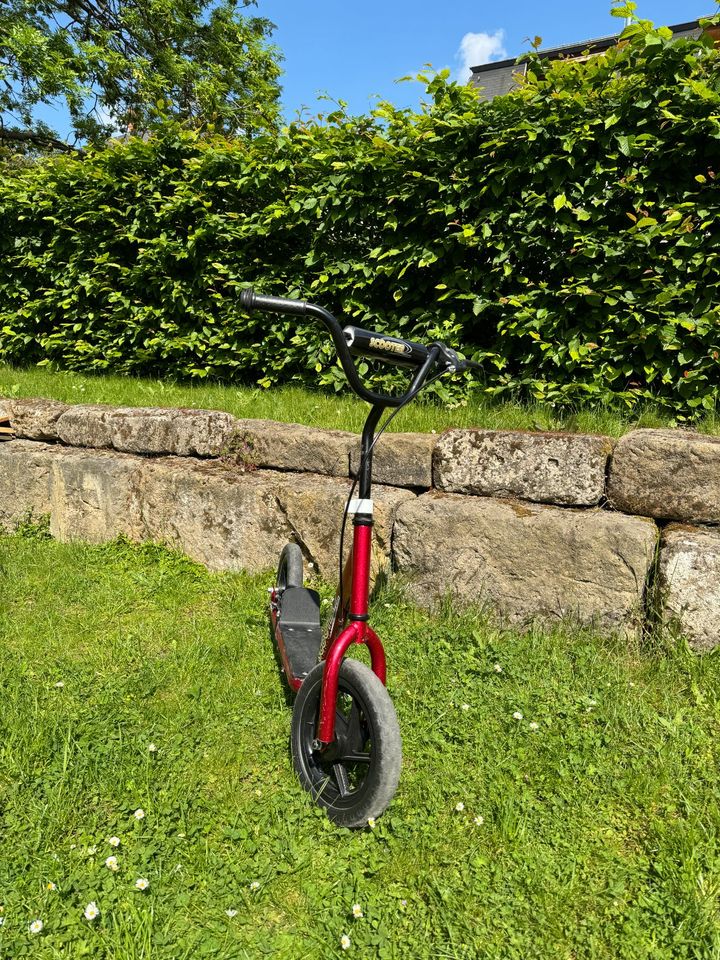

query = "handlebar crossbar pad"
[[343, 325, 429, 368], [241, 288, 308, 316]]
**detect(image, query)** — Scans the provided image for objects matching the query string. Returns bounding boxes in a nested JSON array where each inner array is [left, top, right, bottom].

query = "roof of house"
[[470, 18, 707, 77]]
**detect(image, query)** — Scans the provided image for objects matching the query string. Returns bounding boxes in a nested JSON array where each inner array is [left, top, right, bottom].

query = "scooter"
[[241, 288, 479, 828]]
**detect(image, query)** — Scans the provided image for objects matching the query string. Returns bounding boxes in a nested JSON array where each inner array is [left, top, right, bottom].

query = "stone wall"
[[2, 397, 719, 651]]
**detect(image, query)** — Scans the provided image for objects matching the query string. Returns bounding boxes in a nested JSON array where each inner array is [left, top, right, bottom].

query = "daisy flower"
[[340, 934, 351, 950], [367, 817, 376, 829], [108, 836, 121, 848], [135, 878, 150, 891], [84, 902, 99, 921], [133, 809, 145, 820], [474, 815, 485, 826], [226, 908, 238, 918], [29, 919, 44, 934], [352, 904, 363, 919], [148, 743, 158, 753], [249, 881, 260, 891], [46, 882, 57, 891], [512, 711, 523, 721], [105, 856, 119, 872], [455, 802, 465, 812], [529, 721, 540, 731], [493, 663, 503, 674]]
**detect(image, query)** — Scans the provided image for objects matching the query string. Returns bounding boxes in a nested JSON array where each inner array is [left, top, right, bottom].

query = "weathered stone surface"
[[0, 440, 55, 528], [9, 397, 69, 441], [232, 419, 354, 477], [659, 525, 720, 652], [56, 404, 115, 448], [48, 447, 144, 543], [109, 406, 236, 457], [0, 398, 11, 420], [350, 432, 435, 488], [608, 429, 720, 522], [433, 429, 614, 506], [135, 459, 414, 578], [394, 492, 658, 631]]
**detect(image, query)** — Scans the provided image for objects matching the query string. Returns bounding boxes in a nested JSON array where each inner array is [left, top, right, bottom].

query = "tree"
[[0, 0, 282, 153]]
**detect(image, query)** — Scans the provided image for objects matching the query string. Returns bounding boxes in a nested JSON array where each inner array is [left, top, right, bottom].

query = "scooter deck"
[[278, 586, 323, 681]]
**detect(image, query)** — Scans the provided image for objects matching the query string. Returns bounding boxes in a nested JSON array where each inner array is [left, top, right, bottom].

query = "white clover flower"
[[367, 817, 376, 829], [461, 703, 470, 712], [29, 919, 43, 934], [84, 902, 99, 921], [54, 681, 64, 688], [529, 721, 540, 731], [226, 908, 238, 918], [341, 934, 351, 950], [352, 903, 363, 919], [135, 878, 150, 891], [455, 802, 465, 812], [249, 881, 260, 891], [133, 809, 145, 820], [493, 663, 503, 673], [512, 711, 523, 721], [105, 856, 119, 872], [474, 815, 485, 826], [108, 836, 121, 848], [147, 743, 157, 753]]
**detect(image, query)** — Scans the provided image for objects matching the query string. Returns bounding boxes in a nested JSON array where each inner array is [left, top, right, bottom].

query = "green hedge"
[[1, 14, 720, 416]]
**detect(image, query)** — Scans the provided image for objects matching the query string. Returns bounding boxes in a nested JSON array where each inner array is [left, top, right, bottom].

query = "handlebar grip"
[[241, 287, 308, 317]]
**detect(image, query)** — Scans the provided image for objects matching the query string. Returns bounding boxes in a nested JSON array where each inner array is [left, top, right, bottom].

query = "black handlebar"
[[240, 287, 479, 407]]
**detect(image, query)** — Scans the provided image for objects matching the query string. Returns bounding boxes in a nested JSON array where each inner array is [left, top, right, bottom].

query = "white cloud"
[[455, 30, 507, 82]]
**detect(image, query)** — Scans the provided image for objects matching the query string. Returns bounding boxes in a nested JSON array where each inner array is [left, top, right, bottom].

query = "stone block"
[[433, 429, 613, 506], [9, 397, 69, 441], [0, 440, 55, 528], [48, 447, 145, 543], [109, 406, 236, 457], [393, 492, 658, 632], [608, 429, 720, 522], [232, 419, 354, 477], [56, 404, 115, 448], [659, 524, 720, 652], [350, 432, 435, 488]]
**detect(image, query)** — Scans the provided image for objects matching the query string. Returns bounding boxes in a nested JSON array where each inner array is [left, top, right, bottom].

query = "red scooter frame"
[[270, 513, 386, 746]]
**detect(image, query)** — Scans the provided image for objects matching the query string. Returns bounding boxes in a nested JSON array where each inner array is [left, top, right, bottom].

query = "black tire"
[[277, 543, 303, 590], [291, 659, 402, 829]]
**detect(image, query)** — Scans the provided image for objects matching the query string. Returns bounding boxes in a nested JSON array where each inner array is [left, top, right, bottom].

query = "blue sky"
[[31, 0, 711, 136], [263, 0, 709, 118]]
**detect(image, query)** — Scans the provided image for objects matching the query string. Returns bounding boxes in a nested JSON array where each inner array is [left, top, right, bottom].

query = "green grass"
[[2, 363, 718, 437], [1, 529, 720, 958]]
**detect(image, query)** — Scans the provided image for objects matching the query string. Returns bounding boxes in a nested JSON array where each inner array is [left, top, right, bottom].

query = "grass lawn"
[[2, 362, 718, 437], [1, 528, 719, 958]]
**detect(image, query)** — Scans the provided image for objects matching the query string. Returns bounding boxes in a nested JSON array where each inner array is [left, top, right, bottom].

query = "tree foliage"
[[0, 0, 281, 152], [1, 6, 719, 417]]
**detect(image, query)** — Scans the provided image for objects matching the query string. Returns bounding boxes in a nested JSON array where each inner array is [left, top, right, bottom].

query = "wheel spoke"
[[333, 762, 351, 797], [341, 751, 371, 765]]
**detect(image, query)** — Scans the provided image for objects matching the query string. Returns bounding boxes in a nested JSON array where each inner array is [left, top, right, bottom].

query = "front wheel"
[[290, 659, 402, 828]]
